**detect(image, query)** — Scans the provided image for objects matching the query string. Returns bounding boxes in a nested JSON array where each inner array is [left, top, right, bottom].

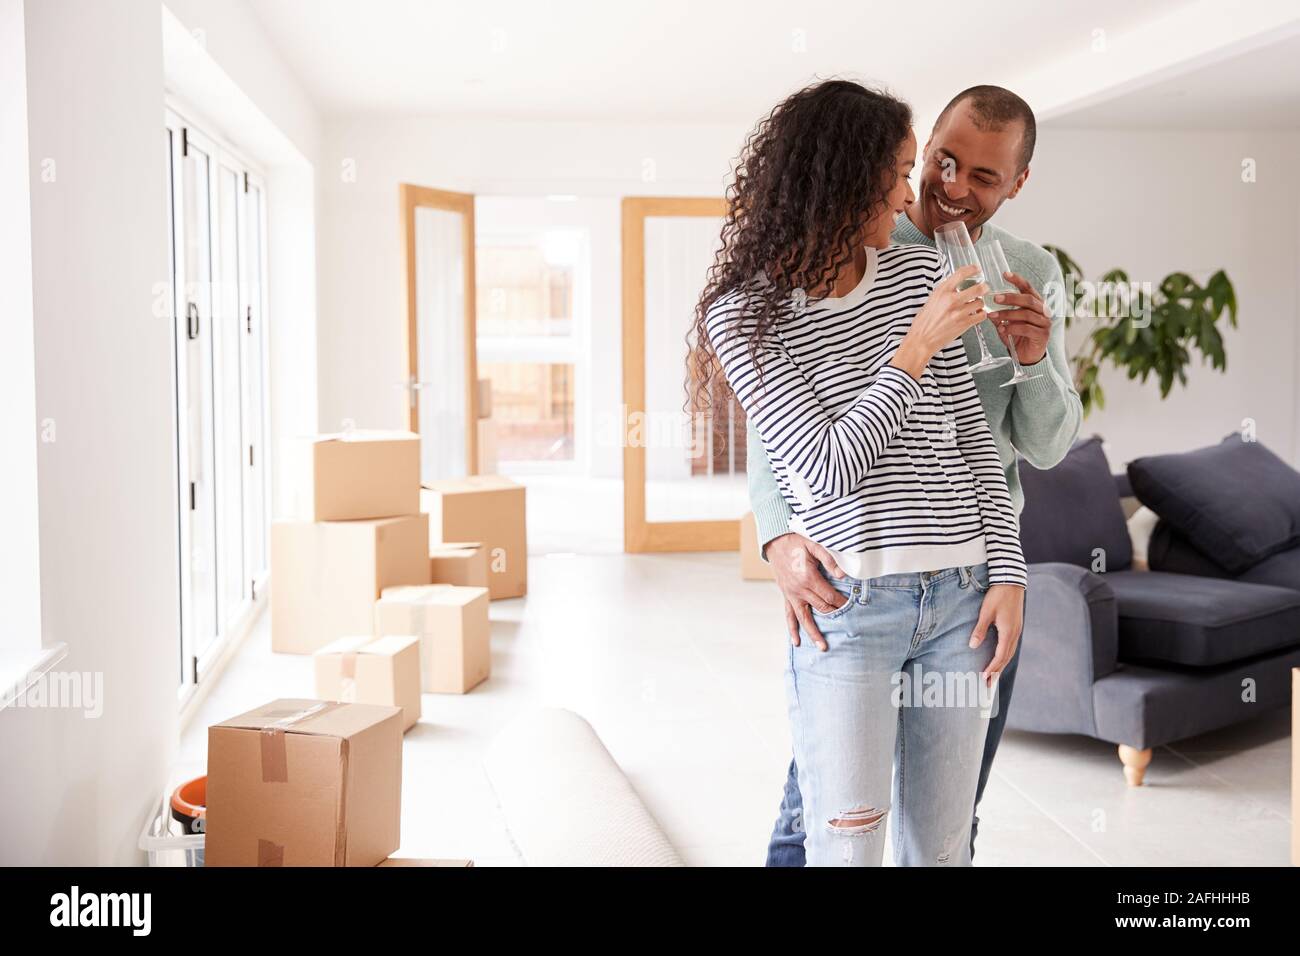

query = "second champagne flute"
[[933, 220, 1011, 374], [978, 238, 1043, 387]]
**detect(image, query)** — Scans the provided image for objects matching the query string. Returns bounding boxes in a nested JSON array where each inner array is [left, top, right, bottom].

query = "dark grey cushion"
[[1018, 437, 1132, 570], [1150, 517, 1300, 592], [1106, 570, 1300, 666], [1147, 521, 1232, 579], [1128, 435, 1300, 574], [1239, 546, 1300, 591]]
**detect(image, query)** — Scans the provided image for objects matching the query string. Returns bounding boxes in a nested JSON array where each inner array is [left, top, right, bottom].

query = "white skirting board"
[[483, 708, 684, 867]]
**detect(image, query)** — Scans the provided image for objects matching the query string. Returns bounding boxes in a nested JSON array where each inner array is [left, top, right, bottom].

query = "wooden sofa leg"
[[1118, 745, 1152, 787]]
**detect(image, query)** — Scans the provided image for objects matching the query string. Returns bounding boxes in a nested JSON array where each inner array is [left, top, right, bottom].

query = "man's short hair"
[[935, 85, 1037, 172]]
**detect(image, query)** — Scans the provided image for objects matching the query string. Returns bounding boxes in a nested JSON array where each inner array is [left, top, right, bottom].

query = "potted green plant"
[[1043, 246, 1238, 415]]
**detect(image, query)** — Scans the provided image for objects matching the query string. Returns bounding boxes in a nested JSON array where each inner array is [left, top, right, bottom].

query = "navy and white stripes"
[[707, 243, 1027, 587]]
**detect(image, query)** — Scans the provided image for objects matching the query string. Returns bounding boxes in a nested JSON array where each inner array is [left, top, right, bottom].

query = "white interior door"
[[403, 185, 477, 484]]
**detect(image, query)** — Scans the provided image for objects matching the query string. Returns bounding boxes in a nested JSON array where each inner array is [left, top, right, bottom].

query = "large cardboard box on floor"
[[205, 699, 403, 867], [272, 513, 430, 654], [314, 635, 422, 732], [429, 541, 490, 589], [740, 512, 775, 581], [376, 584, 490, 694], [422, 475, 526, 599], [288, 430, 420, 521]]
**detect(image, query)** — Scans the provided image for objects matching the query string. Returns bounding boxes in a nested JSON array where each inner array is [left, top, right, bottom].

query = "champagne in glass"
[[978, 239, 1043, 387], [933, 221, 1011, 373]]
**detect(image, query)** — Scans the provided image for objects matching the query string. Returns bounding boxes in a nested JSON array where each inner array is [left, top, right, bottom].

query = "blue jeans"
[[770, 563, 1009, 867]]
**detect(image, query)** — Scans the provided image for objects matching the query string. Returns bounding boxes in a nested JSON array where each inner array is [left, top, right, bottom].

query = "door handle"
[[187, 301, 200, 340]]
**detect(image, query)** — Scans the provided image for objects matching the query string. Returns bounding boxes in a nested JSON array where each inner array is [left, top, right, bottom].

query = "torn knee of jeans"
[[826, 804, 888, 835]]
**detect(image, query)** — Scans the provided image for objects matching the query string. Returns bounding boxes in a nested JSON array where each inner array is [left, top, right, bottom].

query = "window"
[[165, 109, 270, 695], [475, 229, 585, 469]]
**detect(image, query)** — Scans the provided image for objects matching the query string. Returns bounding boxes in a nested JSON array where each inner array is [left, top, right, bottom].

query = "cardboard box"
[[314, 635, 422, 732], [288, 430, 420, 521], [423, 476, 526, 599], [429, 541, 489, 589], [376, 585, 490, 694], [272, 513, 431, 654], [378, 858, 475, 868], [205, 699, 403, 867], [740, 512, 775, 581], [477, 418, 498, 475], [476, 378, 492, 419]]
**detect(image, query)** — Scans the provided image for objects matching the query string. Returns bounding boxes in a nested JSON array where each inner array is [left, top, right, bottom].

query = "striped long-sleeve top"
[[706, 243, 1027, 588]]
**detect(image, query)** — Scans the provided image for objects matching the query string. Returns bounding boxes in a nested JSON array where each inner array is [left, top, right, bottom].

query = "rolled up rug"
[[484, 708, 683, 867]]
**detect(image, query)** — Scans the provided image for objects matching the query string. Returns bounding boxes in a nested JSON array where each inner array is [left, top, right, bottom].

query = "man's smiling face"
[[912, 101, 1030, 239]]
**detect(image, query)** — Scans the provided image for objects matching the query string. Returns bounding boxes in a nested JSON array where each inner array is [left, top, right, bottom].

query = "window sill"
[[0, 643, 69, 713]]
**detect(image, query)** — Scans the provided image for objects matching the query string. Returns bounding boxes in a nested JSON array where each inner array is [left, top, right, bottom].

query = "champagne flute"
[[979, 239, 1043, 387], [933, 221, 1011, 373]]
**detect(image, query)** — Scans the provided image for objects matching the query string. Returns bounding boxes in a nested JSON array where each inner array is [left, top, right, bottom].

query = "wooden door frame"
[[401, 183, 478, 473], [621, 196, 738, 553]]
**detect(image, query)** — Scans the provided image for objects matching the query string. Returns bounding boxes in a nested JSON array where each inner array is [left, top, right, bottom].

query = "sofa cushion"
[[1018, 437, 1132, 570], [1128, 435, 1300, 574], [1106, 570, 1300, 666], [1147, 521, 1233, 579], [1239, 546, 1300, 591]]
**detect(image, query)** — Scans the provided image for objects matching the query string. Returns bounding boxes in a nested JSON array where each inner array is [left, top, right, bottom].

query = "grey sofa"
[[1006, 436, 1300, 785]]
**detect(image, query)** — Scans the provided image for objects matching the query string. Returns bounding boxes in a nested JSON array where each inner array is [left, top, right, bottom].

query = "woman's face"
[[861, 127, 917, 248]]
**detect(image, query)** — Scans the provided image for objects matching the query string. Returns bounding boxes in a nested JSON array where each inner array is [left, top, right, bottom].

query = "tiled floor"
[[178, 550, 1295, 866]]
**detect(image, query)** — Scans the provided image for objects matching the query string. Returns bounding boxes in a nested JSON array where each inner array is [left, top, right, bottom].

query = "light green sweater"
[[747, 213, 1083, 557]]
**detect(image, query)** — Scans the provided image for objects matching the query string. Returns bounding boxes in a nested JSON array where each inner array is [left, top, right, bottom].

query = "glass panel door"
[[179, 129, 219, 661], [622, 198, 739, 552], [214, 162, 246, 634], [241, 179, 269, 585]]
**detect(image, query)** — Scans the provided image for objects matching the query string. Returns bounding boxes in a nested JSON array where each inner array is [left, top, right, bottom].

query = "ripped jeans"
[[786, 564, 999, 867]]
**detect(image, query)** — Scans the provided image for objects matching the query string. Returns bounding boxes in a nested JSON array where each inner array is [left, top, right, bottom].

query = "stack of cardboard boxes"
[[423, 474, 527, 601], [272, 430, 497, 704], [273, 431, 430, 654], [217, 429, 531, 865]]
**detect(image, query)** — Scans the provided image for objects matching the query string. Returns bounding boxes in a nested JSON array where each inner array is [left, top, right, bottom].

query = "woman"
[[692, 80, 1026, 867]]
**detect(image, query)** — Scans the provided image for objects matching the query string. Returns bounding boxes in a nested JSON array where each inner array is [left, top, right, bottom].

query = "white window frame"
[[165, 104, 271, 704]]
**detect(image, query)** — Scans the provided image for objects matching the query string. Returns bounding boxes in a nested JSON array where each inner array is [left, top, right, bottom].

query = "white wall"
[[0, 0, 42, 672], [317, 116, 747, 476], [0, 0, 323, 865], [993, 127, 1300, 468], [0, 0, 179, 866]]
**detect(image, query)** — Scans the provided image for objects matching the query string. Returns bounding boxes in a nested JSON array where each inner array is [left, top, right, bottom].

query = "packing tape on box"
[[340, 651, 358, 680], [258, 700, 344, 783], [338, 650, 358, 702], [258, 838, 285, 867]]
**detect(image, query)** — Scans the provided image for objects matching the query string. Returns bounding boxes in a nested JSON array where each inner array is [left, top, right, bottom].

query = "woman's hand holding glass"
[[891, 264, 989, 380]]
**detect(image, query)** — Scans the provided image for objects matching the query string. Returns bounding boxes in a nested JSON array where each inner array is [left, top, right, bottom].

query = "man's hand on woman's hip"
[[767, 532, 847, 653]]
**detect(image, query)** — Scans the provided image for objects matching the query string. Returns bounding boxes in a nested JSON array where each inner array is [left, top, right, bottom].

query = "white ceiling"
[[246, 0, 1193, 123], [1046, 29, 1300, 129]]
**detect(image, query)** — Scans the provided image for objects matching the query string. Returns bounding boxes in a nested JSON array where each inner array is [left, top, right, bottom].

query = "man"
[[751, 85, 1083, 867]]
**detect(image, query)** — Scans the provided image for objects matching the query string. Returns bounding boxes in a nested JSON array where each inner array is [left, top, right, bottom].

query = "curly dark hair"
[[687, 79, 912, 419]]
